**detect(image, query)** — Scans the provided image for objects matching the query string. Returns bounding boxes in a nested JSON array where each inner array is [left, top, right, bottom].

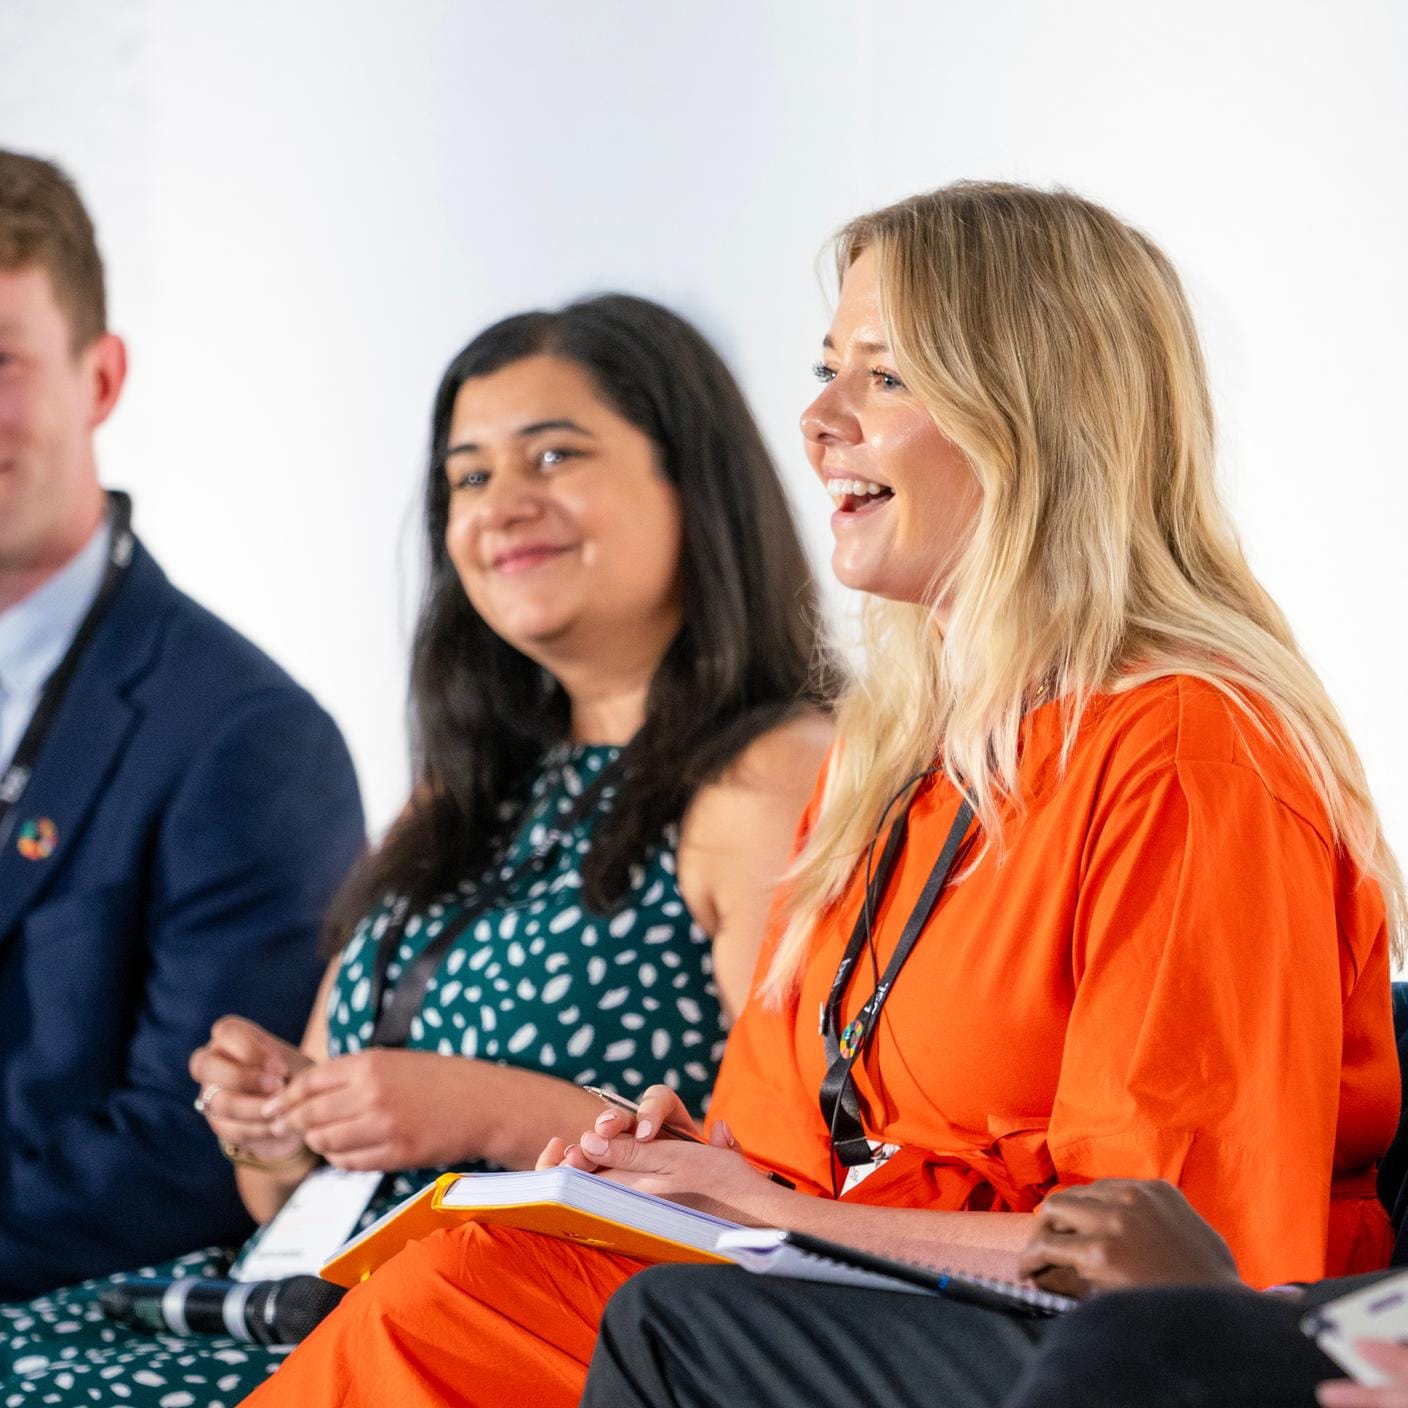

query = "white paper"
[[231, 1167, 383, 1282], [1302, 1268, 1408, 1387], [717, 1227, 934, 1295]]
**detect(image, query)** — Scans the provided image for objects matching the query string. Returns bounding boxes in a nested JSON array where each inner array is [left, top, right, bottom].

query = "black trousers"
[[581, 1266, 1389, 1408]]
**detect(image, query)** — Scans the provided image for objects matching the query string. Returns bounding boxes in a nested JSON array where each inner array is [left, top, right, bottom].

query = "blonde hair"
[[761, 180, 1405, 1000]]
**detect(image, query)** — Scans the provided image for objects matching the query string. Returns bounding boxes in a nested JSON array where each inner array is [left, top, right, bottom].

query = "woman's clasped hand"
[[188, 1015, 314, 1167], [261, 1048, 489, 1173]]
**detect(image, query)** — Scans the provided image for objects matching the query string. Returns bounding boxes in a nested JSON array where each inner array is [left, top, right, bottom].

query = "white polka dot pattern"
[[326, 745, 723, 1113]]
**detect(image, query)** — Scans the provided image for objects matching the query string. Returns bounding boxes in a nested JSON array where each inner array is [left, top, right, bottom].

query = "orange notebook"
[[320, 1166, 739, 1287]]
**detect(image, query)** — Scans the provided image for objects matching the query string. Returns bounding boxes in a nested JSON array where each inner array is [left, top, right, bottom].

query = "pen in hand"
[[582, 1086, 709, 1142], [581, 1086, 795, 1188]]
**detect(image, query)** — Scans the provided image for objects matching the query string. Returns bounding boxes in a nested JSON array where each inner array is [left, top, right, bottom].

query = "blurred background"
[[1, 0, 1403, 856]]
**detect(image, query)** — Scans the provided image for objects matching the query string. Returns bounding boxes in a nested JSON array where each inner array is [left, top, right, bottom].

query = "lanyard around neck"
[[366, 750, 625, 1048], [818, 791, 975, 1174], [0, 492, 134, 840]]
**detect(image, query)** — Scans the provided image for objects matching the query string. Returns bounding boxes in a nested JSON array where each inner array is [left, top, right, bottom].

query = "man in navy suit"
[[0, 149, 365, 1296]]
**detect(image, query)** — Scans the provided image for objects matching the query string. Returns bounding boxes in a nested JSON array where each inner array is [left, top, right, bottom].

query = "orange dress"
[[245, 678, 1398, 1408]]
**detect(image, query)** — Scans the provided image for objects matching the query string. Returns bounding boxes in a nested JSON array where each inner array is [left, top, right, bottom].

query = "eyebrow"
[[444, 418, 596, 456], [821, 335, 891, 355]]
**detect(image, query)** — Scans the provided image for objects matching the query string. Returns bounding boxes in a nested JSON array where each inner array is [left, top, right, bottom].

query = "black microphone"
[[98, 1275, 346, 1345]]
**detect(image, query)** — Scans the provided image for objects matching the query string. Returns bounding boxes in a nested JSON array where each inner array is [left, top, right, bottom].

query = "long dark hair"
[[326, 294, 839, 946]]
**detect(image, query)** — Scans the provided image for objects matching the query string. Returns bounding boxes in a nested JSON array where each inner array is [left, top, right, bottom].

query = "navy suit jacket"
[[0, 539, 364, 1296]]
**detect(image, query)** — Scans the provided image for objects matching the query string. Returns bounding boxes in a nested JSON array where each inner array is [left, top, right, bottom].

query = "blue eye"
[[811, 362, 837, 383], [870, 368, 905, 391]]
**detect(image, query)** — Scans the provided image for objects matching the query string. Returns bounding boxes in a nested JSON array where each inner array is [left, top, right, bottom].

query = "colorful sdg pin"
[[17, 817, 58, 861], [838, 1016, 866, 1060]]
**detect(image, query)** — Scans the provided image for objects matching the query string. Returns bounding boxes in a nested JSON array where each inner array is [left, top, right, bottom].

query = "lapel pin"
[[17, 818, 58, 861]]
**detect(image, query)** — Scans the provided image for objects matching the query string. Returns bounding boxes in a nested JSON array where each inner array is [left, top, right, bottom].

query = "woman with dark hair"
[[0, 294, 835, 1405]]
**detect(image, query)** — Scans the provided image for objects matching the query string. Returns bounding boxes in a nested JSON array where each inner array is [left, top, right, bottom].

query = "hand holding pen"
[[584, 1087, 796, 1185], [580, 1085, 711, 1145], [536, 1083, 795, 1191]]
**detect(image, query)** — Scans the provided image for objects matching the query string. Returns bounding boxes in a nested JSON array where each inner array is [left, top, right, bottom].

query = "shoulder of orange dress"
[[1060, 676, 1294, 789], [1130, 675, 1330, 832]]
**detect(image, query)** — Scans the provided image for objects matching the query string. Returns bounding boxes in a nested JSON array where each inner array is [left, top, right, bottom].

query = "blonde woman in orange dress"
[[244, 182, 1403, 1408]]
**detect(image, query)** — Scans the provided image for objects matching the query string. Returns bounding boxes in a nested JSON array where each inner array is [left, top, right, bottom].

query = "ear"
[[84, 332, 127, 431]]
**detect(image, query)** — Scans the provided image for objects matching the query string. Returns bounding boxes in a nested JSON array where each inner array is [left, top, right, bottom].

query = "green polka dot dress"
[[0, 744, 726, 1406]]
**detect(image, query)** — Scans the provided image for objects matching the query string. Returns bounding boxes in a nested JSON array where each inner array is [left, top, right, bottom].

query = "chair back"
[[1380, 982, 1408, 1263]]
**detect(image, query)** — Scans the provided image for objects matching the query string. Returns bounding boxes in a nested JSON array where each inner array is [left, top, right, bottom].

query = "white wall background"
[[1, 0, 1404, 871]]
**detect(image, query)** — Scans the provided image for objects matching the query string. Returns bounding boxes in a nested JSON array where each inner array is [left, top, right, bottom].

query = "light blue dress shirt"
[[0, 518, 113, 778]]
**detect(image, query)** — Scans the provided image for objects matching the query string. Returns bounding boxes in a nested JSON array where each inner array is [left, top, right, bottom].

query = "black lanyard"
[[0, 492, 134, 839], [819, 790, 975, 1175], [366, 750, 625, 1047]]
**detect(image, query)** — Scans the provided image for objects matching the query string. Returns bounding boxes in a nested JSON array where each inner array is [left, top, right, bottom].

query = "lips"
[[490, 543, 572, 575]]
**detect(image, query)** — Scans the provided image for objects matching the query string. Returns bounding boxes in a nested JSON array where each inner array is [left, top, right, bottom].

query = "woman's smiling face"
[[800, 247, 979, 607], [442, 353, 683, 659]]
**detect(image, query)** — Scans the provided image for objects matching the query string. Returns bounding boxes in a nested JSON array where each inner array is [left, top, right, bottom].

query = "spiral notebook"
[[716, 1227, 1077, 1317]]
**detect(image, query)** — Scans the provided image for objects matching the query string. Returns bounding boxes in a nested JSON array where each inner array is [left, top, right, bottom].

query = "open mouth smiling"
[[825, 476, 895, 515]]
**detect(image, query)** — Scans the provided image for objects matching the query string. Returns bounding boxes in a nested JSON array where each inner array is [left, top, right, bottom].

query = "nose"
[[472, 469, 546, 532], [446, 469, 546, 566], [800, 382, 858, 448]]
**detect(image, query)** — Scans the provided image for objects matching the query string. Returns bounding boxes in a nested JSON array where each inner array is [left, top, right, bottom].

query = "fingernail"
[[260, 1097, 282, 1117], [595, 1111, 617, 1131], [259, 1073, 281, 1094], [634, 1120, 653, 1141], [580, 1131, 608, 1158], [270, 1119, 288, 1137], [563, 1144, 580, 1161]]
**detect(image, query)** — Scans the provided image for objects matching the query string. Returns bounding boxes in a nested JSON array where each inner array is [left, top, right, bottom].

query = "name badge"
[[840, 1141, 901, 1196], [231, 1167, 383, 1282]]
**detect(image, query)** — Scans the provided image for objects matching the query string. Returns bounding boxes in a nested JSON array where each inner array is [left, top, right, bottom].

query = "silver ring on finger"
[[194, 1082, 222, 1115]]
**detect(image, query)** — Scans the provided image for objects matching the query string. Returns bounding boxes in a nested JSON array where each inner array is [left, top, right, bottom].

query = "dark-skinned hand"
[[1018, 1178, 1243, 1300]]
